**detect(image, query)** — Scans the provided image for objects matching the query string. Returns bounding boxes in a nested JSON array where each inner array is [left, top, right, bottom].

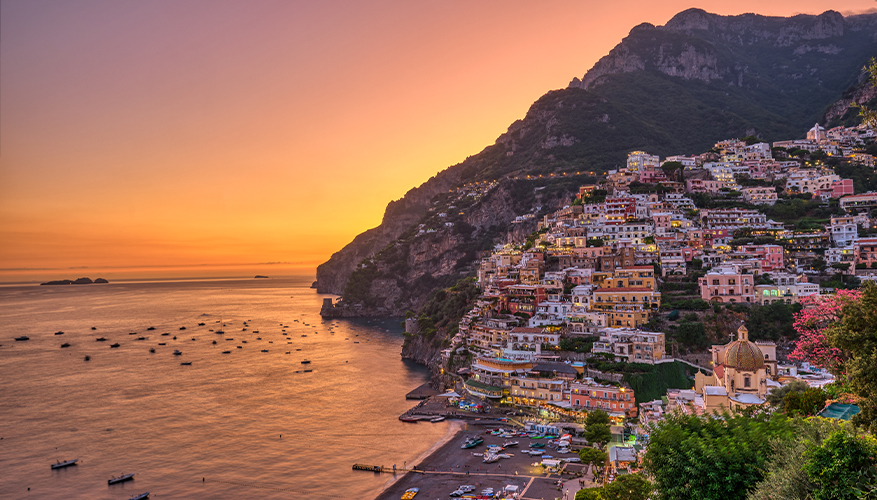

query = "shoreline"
[[374, 420, 466, 499]]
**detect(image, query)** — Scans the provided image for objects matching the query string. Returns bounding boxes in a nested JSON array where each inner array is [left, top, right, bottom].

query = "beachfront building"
[[569, 382, 637, 417], [509, 376, 566, 405], [467, 357, 533, 399], [591, 328, 665, 363]]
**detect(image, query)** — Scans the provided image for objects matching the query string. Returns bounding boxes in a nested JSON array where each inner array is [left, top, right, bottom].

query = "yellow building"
[[593, 266, 657, 291]]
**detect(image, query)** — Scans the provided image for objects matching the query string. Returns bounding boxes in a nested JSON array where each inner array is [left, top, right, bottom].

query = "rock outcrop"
[[40, 277, 109, 285]]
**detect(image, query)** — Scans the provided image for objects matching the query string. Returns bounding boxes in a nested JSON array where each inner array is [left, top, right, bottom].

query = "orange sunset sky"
[[0, 0, 872, 282]]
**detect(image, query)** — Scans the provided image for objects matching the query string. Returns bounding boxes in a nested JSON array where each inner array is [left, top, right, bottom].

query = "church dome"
[[724, 326, 765, 371]]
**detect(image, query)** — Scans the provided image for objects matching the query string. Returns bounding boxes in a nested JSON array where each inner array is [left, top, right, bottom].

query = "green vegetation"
[[782, 387, 828, 417], [744, 419, 874, 500], [645, 411, 797, 500], [584, 410, 612, 448], [825, 282, 877, 432], [585, 361, 698, 405], [578, 474, 654, 500], [578, 447, 608, 469], [404, 277, 480, 348], [745, 302, 802, 342], [765, 380, 809, 409]]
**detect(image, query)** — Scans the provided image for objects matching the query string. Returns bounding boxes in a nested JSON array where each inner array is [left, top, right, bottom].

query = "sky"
[[0, 0, 873, 282]]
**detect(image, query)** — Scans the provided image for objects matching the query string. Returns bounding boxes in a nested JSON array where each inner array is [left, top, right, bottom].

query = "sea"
[[0, 276, 455, 499]]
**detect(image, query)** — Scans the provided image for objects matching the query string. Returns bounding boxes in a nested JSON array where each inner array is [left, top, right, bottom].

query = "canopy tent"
[[435, 391, 461, 398]]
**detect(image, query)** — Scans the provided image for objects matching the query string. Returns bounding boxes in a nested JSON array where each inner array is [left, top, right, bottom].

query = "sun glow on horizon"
[[0, 0, 869, 281]]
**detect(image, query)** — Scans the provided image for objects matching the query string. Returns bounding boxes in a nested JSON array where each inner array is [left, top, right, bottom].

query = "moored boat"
[[110, 343, 120, 348], [461, 436, 484, 449], [129, 493, 149, 500], [14, 336, 29, 341], [399, 415, 418, 423], [180, 361, 192, 365], [61, 343, 70, 348], [502, 440, 519, 447], [108, 473, 135, 484], [173, 350, 182, 355], [430, 416, 445, 422], [51, 458, 78, 469]]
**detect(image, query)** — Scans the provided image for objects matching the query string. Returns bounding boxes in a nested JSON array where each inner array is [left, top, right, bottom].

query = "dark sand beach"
[[374, 421, 581, 500]]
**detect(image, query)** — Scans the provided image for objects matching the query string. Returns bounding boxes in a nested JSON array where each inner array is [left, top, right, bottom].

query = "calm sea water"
[[0, 277, 451, 499]]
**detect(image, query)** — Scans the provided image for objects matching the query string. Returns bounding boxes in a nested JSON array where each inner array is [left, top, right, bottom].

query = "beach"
[[374, 420, 591, 500]]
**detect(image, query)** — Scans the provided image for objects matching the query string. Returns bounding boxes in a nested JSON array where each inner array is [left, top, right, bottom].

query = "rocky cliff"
[[316, 8, 877, 316]]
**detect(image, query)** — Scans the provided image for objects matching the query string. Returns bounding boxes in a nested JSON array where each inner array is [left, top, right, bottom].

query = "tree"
[[677, 321, 707, 348], [578, 447, 608, 469], [746, 418, 843, 500], [602, 474, 653, 500], [782, 387, 828, 417], [788, 289, 862, 373], [824, 282, 877, 432], [644, 411, 797, 500], [584, 423, 612, 448], [576, 488, 604, 500], [586, 409, 611, 427], [803, 430, 877, 500], [765, 380, 809, 408]]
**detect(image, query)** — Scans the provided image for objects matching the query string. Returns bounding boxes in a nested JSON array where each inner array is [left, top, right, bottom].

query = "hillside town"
[[408, 122, 876, 429]]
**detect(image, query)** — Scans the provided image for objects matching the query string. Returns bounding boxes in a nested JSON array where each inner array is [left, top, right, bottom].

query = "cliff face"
[[570, 9, 874, 91], [317, 8, 877, 316], [315, 169, 462, 295]]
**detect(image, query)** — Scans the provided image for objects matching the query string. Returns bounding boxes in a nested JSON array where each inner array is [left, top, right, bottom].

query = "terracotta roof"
[[510, 327, 544, 333]]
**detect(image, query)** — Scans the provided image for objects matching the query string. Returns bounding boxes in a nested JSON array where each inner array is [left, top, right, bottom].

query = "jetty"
[[352, 464, 387, 472]]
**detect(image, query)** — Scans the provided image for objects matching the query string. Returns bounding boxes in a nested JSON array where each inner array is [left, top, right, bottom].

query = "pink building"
[[638, 168, 668, 184], [739, 244, 784, 272], [854, 238, 877, 268], [700, 266, 756, 303], [824, 179, 854, 199], [687, 179, 723, 193]]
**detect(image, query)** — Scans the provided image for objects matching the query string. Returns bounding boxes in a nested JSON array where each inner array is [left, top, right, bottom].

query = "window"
[[744, 376, 751, 388]]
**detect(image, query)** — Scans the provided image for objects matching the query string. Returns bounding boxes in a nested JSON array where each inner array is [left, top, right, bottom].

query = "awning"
[[436, 391, 461, 398]]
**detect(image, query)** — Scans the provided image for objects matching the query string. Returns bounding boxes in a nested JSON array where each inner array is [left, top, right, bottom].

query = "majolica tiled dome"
[[724, 326, 765, 371]]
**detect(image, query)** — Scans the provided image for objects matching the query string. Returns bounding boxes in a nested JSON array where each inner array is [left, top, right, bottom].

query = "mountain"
[[316, 8, 877, 315]]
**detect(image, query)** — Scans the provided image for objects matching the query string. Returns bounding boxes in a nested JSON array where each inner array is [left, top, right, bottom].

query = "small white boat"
[[430, 416, 445, 422], [502, 440, 519, 447], [129, 493, 149, 500], [108, 473, 135, 485], [51, 459, 78, 469]]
